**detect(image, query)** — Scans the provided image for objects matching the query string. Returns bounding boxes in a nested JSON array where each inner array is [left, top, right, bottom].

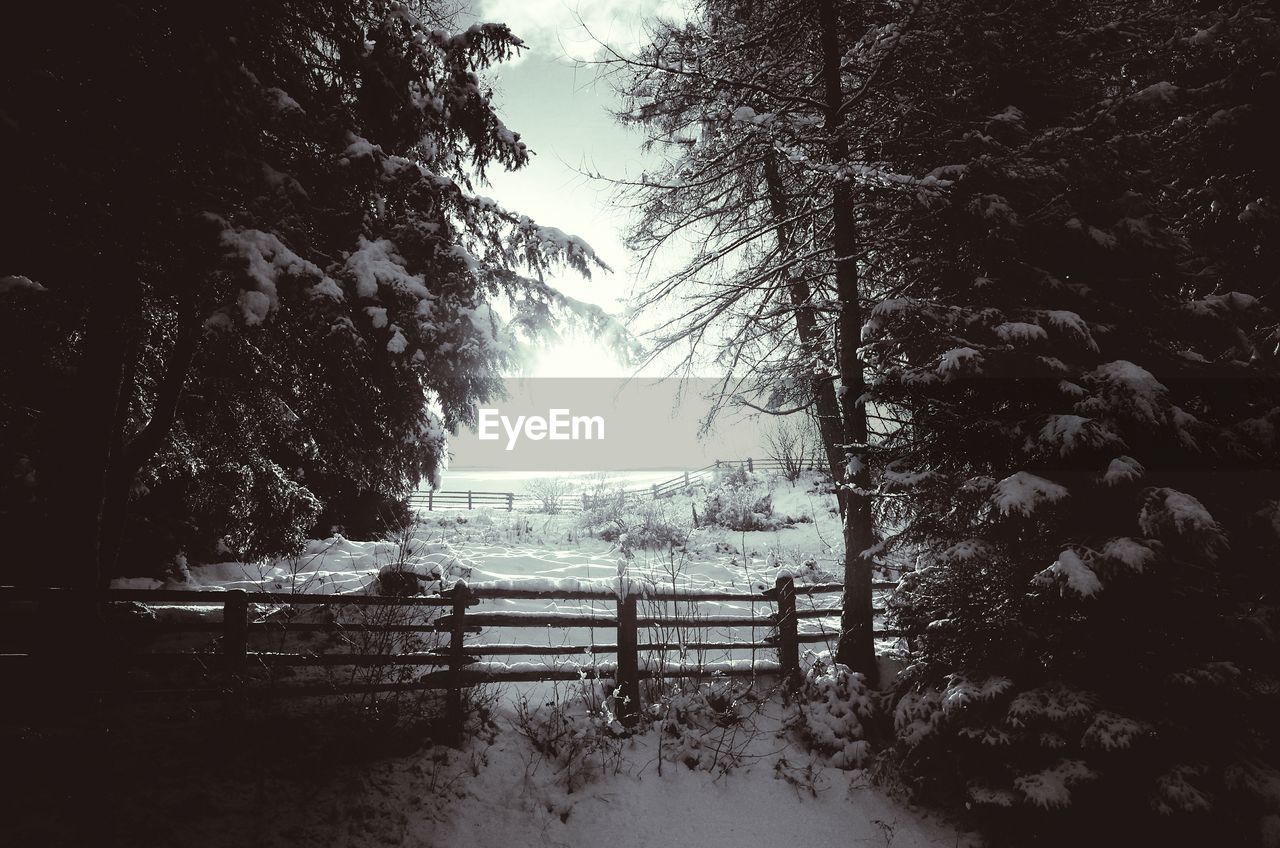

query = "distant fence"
[[406, 490, 583, 513], [411, 458, 831, 514], [0, 575, 897, 740], [616, 457, 828, 503], [408, 490, 516, 512]]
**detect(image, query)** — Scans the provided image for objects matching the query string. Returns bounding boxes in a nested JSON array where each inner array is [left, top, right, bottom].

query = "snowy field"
[[110, 473, 903, 676]]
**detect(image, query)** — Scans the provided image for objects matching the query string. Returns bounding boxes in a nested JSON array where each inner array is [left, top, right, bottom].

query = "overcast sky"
[[464, 0, 689, 378], [436, 2, 780, 468]]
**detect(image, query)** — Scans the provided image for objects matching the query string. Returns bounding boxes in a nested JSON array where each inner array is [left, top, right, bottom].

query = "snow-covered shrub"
[[577, 483, 630, 535], [651, 678, 754, 774], [512, 680, 628, 793], [700, 468, 780, 531], [373, 524, 467, 595], [791, 556, 840, 584], [618, 500, 689, 551], [786, 658, 875, 769], [577, 491, 688, 551], [525, 476, 575, 514]]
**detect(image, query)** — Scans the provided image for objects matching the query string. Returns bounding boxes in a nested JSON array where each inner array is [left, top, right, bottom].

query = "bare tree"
[[526, 477, 575, 514], [598, 0, 927, 678], [762, 416, 818, 482]]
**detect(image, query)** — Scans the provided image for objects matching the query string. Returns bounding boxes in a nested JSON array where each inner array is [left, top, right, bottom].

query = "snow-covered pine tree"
[[0, 1, 618, 581], [866, 1, 1280, 843]]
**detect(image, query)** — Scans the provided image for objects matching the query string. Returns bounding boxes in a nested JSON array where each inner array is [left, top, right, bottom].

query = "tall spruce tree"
[[0, 1, 614, 584], [863, 1, 1280, 843]]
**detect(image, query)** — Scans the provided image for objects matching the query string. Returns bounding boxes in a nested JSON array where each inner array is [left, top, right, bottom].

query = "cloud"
[[474, 0, 688, 62]]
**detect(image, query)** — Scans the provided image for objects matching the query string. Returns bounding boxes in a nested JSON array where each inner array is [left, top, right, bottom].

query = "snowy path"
[[419, 721, 959, 848], [79, 502, 955, 848], [3, 708, 962, 848]]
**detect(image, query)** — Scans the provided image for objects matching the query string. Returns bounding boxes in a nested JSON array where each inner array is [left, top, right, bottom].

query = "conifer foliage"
[[866, 2, 1280, 844], [620, 0, 1278, 842], [0, 1, 608, 582]]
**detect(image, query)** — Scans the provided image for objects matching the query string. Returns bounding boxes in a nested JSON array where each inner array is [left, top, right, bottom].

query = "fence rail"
[[0, 576, 899, 741], [605, 457, 829, 503], [406, 490, 589, 513], [406, 490, 517, 511], [412, 458, 832, 514]]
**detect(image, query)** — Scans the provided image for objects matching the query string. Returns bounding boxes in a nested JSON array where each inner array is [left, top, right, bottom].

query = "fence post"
[[683, 470, 690, 489], [507, 492, 514, 512], [223, 589, 248, 676], [446, 580, 471, 746], [616, 591, 639, 726], [428, 490, 434, 511], [774, 574, 800, 688], [651, 484, 658, 500], [467, 490, 473, 510], [747, 457, 754, 473]]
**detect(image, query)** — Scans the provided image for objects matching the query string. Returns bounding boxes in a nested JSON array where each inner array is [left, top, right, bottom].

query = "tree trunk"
[[45, 268, 198, 589], [762, 150, 847, 515], [817, 0, 876, 681], [99, 290, 201, 575], [47, 275, 142, 590]]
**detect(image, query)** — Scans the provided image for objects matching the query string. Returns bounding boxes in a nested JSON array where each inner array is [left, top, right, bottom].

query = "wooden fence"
[[0, 576, 898, 739], [407, 490, 516, 512], [632, 457, 827, 502], [406, 490, 590, 513], [411, 458, 832, 514]]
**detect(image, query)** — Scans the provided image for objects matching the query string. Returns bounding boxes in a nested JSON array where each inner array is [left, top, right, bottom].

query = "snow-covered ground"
[[412, 705, 963, 848], [73, 474, 960, 847], [114, 471, 864, 598], [7, 689, 966, 848], [434, 468, 689, 495], [110, 473, 902, 673]]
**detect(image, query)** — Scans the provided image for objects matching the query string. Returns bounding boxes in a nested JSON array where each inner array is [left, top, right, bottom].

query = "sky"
[[441, 2, 778, 471], [464, 0, 689, 378]]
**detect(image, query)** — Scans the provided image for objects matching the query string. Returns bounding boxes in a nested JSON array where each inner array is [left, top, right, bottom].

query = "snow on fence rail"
[[406, 490, 585, 512], [407, 490, 517, 511], [0, 576, 897, 742]]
